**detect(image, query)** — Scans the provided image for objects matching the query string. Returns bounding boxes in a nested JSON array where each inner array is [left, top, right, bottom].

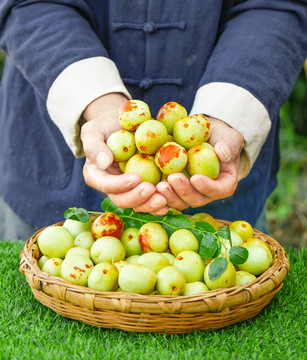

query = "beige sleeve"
[[190, 82, 271, 180], [46, 57, 131, 157]]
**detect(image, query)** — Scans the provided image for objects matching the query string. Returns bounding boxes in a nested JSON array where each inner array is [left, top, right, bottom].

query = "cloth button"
[[143, 22, 156, 33], [139, 78, 153, 90]]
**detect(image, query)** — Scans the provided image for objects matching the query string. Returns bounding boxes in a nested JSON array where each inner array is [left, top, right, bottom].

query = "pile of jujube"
[[106, 100, 220, 184], [37, 212, 273, 296]]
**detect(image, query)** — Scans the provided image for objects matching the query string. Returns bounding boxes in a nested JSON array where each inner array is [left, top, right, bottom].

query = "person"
[[0, 0, 306, 240]]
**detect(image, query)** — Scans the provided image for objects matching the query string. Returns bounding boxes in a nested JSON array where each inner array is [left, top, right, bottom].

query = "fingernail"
[[161, 187, 170, 197], [220, 145, 230, 161], [172, 177, 183, 186], [128, 180, 140, 187], [193, 177, 204, 188], [151, 198, 166, 208], [96, 151, 112, 169], [141, 187, 154, 198]]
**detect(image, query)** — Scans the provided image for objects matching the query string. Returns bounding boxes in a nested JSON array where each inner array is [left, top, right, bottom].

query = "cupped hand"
[[81, 93, 169, 215], [156, 117, 244, 210]]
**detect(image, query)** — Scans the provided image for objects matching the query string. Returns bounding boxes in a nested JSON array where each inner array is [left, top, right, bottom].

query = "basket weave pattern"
[[19, 219, 290, 334]]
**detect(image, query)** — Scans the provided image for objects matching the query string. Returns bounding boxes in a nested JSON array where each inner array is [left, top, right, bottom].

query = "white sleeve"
[[190, 82, 271, 180], [46, 56, 131, 157]]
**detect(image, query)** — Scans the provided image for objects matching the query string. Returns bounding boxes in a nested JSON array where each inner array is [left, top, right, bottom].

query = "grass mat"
[[0, 241, 306, 360]]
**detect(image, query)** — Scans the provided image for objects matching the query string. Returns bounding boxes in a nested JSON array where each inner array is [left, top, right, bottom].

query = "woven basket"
[[19, 218, 290, 334]]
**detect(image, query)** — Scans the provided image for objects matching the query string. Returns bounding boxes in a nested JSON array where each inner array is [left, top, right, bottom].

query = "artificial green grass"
[[0, 241, 306, 360]]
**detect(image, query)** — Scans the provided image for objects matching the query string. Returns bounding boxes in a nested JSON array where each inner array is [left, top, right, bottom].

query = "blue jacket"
[[0, 0, 306, 230]]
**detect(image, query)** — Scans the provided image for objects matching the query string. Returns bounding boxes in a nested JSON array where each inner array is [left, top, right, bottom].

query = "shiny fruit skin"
[[220, 231, 244, 256], [173, 250, 205, 283], [74, 231, 94, 250], [161, 252, 176, 265], [156, 266, 186, 295], [120, 227, 143, 257], [134, 120, 168, 154], [238, 246, 271, 275], [90, 236, 126, 264], [138, 223, 169, 253], [204, 258, 236, 290], [173, 116, 206, 149], [63, 219, 92, 239], [168, 229, 199, 256], [38, 226, 74, 259], [242, 238, 273, 265], [118, 100, 151, 131], [91, 212, 124, 241], [125, 154, 161, 185], [137, 252, 170, 274], [113, 260, 129, 272], [38, 255, 49, 269], [191, 114, 211, 141], [118, 161, 127, 173], [125, 255, 141, 264], [156, 101, 188, 134], [42, 258, 63, 277], [235, 271, 256, 286], [183, 281, 209, 296], [229, 220, 253, 241], [60, 255, 94, 286], [154, 142, 187, 175], [87, 262, 119, 291], [65, 247, 90, 259], [118, 264, 157, 294], [106, 130, 136, 162], [190, 213, 219, 231], [187, 144, 220, 179]]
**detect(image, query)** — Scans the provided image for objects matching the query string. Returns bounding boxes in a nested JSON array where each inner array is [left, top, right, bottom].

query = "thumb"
[[213, 132, 244, 163], [80, 118, 114, 170], [208, 118, 244, 163]]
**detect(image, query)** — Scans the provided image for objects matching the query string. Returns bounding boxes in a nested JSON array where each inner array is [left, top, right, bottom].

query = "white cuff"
[[46, 57, 131, 157], [190, 82, 271, 180]]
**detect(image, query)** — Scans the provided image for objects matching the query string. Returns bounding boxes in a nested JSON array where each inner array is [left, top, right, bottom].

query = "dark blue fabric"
[[0, 0, 306, 229]]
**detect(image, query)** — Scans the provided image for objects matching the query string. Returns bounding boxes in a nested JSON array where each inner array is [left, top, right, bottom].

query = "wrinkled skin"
[[81, 93, 244, 215]]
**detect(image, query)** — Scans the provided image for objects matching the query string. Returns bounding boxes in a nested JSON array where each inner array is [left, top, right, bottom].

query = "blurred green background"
[[0, 52, 306, 247]]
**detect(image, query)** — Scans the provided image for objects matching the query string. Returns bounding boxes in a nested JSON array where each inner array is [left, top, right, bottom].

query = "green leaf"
[[212, 239, 222, 258], [64, 207, 90, 223], [189, 228, 204, 245], [217, 227, 231, 240], [99, 197, 223, 256], [123, 211, 157, 230], [217, 226, 232, 247], [194, 221, 216, 233], [198, 233, 218, 258], [164, 214, 192, 229], [209, 257, 228, 281], [229, 246, 249, 265], [101, 198, 120, 213]]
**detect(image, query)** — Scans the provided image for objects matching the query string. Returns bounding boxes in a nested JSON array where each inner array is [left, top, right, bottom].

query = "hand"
[[156, 117, 244, 210], [81, 93, 169, 215]]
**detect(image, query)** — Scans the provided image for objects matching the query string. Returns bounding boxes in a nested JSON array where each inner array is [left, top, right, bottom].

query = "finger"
[[151, 207, 170, 216], [166, 173, 210, 208], [208, 119, 244, 163], [156, 181, 189, 210], [132, 193, 168, 213], [108, 183, 160, 209], [190, 161, 238, 200], [83, 159, 142, 194], [81, 118, 117, 170]]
